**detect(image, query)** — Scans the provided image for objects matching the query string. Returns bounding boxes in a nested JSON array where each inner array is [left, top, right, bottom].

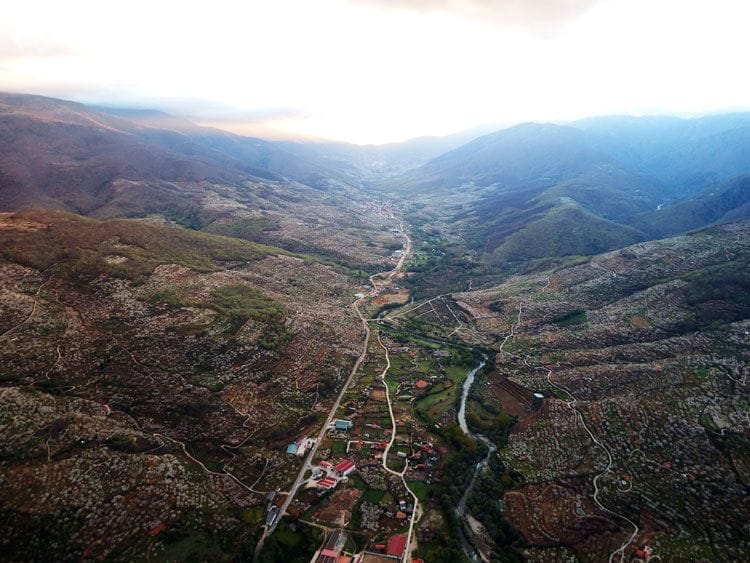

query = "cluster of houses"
[[314, 529, 415, 563], [402, 440, 439, 482], [313, 458, 358, 490], [285, 421, 353, 458]]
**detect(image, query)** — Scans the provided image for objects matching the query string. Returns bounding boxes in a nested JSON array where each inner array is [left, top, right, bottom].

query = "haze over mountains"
[[2, 0, 750, 559], [2, 92, 750, 266], [379, 113, 750, 265]]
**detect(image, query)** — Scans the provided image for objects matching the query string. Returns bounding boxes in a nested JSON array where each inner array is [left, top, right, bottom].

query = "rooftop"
[[334, 459, 355, 473], [386, 535, 407, 557]]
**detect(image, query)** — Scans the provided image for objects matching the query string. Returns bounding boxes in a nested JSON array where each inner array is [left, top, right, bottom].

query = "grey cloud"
[[354, 0, 603, 32]]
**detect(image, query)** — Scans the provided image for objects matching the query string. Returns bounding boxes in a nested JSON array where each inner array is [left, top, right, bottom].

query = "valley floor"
[[1, 208, 748, 563]]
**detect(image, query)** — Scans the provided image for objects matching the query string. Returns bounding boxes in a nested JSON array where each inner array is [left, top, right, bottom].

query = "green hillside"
[[490, 203, 645, 263], [634, 174, 750, 237], [0, 210, 278, 281]]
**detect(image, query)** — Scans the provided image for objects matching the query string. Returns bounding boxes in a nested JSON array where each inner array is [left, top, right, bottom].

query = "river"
[[455, 355, 496, 562], [458, 358, 485, 435]]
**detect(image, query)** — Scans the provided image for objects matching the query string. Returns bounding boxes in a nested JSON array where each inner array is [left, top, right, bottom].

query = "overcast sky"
[[1, 0, 749, 144]]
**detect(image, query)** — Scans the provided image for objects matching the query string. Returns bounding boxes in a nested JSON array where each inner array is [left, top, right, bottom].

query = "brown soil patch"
[[491, 377, 533, 418], [503, 480, 616, 547], [315, 487, 362, 526], [628, 315, 650, 329], [372, 290, 410, 307], [0, 213, 48, 232], [370, 389, 387, 401]]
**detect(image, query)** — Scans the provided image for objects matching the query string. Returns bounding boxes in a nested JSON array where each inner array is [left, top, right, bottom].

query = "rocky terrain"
[[0, 209, 401, 560], [2, 92, 750, 562], [451, 220, 750, 561]]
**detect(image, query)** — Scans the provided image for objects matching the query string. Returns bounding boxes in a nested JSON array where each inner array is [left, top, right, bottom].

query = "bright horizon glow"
[[1, 0, 749, 144]]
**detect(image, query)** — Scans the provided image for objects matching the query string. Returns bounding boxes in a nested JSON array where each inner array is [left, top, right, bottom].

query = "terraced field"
[[451, 221, 750, 561]]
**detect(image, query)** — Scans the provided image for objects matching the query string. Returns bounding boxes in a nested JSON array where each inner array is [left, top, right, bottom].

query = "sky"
[[1, 0, 749, 144]]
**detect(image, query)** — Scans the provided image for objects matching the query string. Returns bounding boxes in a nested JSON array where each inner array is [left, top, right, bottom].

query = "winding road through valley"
[[253, 221, 412, 561]]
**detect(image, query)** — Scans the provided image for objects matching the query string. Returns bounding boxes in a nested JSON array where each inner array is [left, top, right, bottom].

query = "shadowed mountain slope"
[[387, 115, 750, 267], [0, 92, 351, 215]]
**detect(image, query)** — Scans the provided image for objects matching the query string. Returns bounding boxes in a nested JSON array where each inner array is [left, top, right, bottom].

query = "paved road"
[[253, 223, 411, 561]]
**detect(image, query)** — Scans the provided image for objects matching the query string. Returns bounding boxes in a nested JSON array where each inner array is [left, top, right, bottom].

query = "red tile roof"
[[334, 459, 355, 473], [386, 535, 407, 557]]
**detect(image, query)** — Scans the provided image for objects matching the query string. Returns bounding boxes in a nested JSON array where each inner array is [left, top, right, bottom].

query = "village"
[[262, 291, 485, 562]]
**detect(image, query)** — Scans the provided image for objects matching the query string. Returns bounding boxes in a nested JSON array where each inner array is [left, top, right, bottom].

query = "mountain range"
[[1, 91, 749, 562], [379, 113, 750, 265], [3, 91, 749, 269]]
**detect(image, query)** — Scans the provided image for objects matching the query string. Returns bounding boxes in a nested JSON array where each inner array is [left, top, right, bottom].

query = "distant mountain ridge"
[[573, 113, 750, 189], [0, 92, 489, 215], [2, 91, 749, 269], [634, 174, 750, 237], [0, 92, 352, 211], [383, 113, 750, 264]]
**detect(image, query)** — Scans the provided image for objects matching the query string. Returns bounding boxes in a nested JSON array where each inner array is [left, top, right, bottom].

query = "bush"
[[210, 284, 290, 348]]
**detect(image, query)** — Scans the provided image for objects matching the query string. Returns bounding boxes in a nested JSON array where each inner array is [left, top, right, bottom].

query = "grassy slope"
[[634, 174, 750, 237], [0, 209, 284, 281], [490, 203, 645, 263]]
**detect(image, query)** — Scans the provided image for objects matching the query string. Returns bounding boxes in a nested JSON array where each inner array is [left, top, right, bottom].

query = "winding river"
[[455, 355, 496, 562], [457, 358, 486, 435]]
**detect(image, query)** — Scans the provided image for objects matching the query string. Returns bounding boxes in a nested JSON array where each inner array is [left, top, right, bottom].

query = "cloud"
[[353, 0, 602, 33], [1, 0, 748, 144], [0, 24, 76, 66]]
